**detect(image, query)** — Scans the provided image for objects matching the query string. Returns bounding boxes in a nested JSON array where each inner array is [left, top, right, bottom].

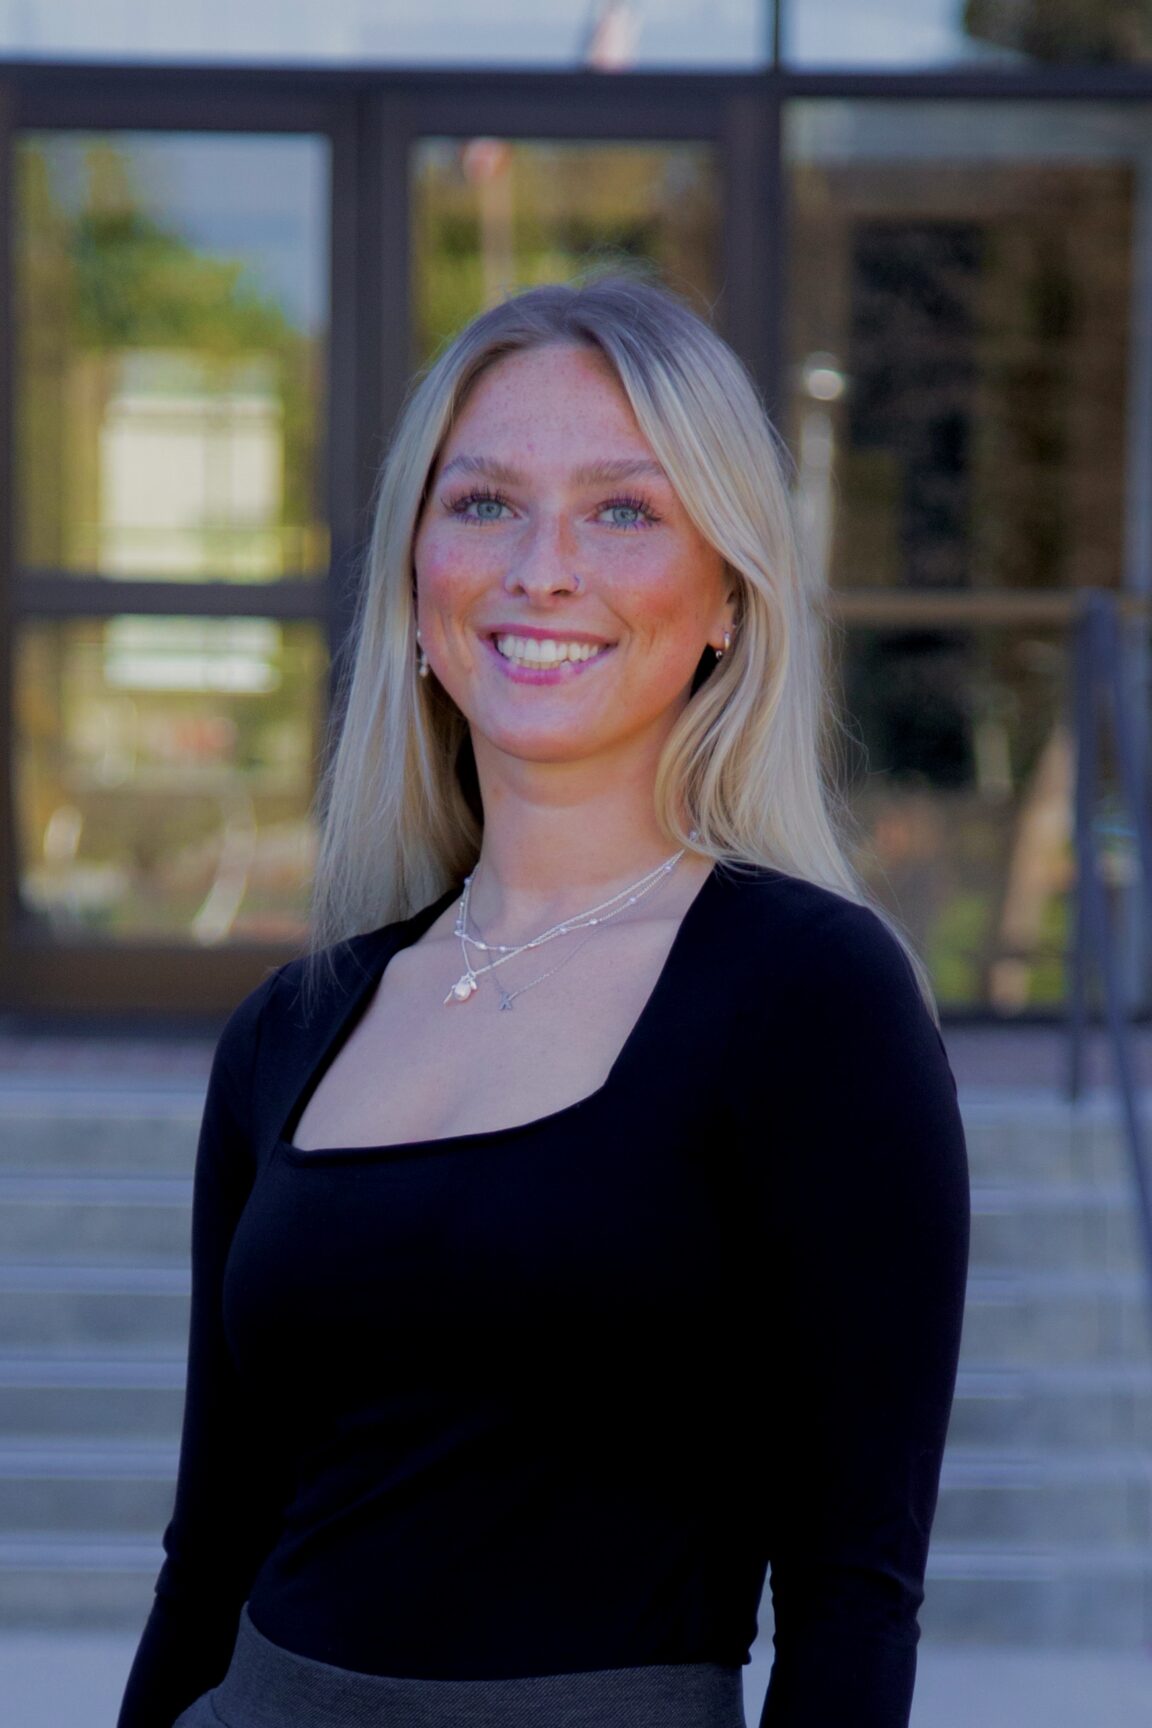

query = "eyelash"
[[446, 486, 661, 530]]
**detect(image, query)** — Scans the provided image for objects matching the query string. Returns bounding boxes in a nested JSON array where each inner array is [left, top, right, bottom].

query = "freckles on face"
[[411, 342, 732, 765]]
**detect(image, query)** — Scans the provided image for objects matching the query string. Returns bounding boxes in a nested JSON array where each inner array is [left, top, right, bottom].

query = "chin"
[[484, 729, 612, 766]]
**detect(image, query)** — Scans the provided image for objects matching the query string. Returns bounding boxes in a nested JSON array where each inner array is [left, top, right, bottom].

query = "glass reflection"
[[785, 0, 1152, 67], [16, 617, 328, 942], [0, 1, 767, 69], [787, 103, 1143, 595], [17, 133, 330, 580], [835, 625, 1074, 1012], [412, 139, 720, 360]]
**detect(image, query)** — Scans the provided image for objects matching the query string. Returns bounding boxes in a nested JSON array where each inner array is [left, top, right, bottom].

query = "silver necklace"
[[490, 927, 600, 1013], [444, 847, 685, 1006]]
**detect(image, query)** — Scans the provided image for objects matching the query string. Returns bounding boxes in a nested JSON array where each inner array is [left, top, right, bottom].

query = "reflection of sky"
[[785, 0, 1013, 67], [0, 0, 1114, 69], [3, 1, 764, 67], [32, 134, 329, 333]]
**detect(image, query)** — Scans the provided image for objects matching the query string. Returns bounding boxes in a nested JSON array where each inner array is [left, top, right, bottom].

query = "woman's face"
[[412, 342, 734, 777]]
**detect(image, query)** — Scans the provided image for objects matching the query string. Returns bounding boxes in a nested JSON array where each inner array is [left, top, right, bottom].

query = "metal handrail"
[[1066, 588, 1152, 1342]]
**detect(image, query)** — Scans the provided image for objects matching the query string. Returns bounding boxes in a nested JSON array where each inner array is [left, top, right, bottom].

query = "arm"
[[748, 899, 970, 1727], [118, 973, 288, 1728]]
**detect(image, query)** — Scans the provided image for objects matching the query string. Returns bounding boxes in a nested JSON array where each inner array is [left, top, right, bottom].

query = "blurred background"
[[0, 2, 1151, 1724]]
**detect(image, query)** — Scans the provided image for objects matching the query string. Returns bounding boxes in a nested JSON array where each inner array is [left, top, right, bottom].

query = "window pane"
[[15, 617, 327, 943], [784, 0, 1152, 68], [0, 1, 769, 69], [787, 104, 1145, 595], [412, 139, 721, 361], [837, 623, 1077, 1014], [17, 133, 330, 580]]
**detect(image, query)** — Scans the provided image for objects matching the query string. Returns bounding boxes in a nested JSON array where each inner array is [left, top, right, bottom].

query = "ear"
[[707, 574, 740, 654]]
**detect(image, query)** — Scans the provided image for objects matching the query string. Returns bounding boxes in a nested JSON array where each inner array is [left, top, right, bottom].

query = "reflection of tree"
[[848, 223, 981, 590], [19, 140, 321, 572], [414, 142, 717, 360], [16, 139, 329, 937], [964, 0, 1152, 60], [71, 147, 297, 351]]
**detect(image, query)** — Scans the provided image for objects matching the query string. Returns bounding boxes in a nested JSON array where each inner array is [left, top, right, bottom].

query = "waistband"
[[206, 1604, 747, 1728]]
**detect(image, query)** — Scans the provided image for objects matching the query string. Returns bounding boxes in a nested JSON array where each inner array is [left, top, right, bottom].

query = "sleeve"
[[745, 898, 970, 1728], [117, 972, 290, 1728]]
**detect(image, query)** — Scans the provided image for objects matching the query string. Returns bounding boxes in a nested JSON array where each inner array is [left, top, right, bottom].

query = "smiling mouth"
[[492, 633, 612, 669]]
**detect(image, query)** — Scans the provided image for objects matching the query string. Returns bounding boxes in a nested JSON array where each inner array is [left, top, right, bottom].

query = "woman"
[[118, 274, 969, 1728]]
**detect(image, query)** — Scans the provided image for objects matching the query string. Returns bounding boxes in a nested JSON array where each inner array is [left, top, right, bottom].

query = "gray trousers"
[[173, 1604, 748, 1728]]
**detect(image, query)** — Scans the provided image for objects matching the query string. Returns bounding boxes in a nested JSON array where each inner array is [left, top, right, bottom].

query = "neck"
[[466, 737, 692, 937]]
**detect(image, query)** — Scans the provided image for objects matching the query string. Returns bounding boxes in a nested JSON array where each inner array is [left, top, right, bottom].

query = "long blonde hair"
[[309, 273, 938, 1021]]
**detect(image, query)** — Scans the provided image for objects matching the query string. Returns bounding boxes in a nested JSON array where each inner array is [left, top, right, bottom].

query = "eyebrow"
[[438, 454, 668, 486]]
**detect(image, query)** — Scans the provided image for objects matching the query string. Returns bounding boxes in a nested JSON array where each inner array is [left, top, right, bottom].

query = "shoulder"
[[710, 862, 920, 998], [708, 864, 943, 1087], [207, 918, 406, 1082], [229, 884, 460, 1045], [715, 868, 959, 1146]]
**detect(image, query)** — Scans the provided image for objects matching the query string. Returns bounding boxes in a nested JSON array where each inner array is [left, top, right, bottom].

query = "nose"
[[503, 513, 583, 598]]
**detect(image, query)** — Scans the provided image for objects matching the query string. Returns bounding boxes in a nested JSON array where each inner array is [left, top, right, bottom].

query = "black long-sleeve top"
[[117, 863, 970, 1728]]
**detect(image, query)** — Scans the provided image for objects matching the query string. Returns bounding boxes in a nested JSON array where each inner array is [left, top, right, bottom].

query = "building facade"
[[2, 0, 1152, 1020]]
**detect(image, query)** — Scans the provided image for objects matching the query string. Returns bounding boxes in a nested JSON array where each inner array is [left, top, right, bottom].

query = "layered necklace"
[[445, 846, 686, 1010]]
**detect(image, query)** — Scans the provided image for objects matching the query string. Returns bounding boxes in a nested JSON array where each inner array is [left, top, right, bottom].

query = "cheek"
[[624, 566, 719, 658], [414, 529, 489, 620]]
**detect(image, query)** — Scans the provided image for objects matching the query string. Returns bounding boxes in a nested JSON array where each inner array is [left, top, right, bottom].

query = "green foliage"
[[19, 138, 323, 573], [964, 0, 1152, 62], [68, 145, 296, 355]]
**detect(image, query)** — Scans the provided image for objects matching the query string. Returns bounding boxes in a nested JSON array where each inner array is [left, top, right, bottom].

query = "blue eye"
[[601, 496, 659, 530], [448, 487, 512, 523]]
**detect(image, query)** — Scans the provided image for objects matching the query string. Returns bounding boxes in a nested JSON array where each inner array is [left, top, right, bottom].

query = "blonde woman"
[[119, 275, 969, 1728]]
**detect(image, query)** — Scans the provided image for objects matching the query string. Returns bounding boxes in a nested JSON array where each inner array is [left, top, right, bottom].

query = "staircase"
[[0, 1073, 202, 1629], [925, 1092, 1152, 1648], [0, 1067, 1150, 1644]]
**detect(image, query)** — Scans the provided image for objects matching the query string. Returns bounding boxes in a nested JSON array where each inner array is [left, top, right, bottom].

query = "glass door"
[[785, 99, 1152, 1014], [4, 108, 347, 1015]]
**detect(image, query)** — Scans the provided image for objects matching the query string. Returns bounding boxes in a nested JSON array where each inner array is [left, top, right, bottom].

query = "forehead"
[[445, 342, 645, 447]]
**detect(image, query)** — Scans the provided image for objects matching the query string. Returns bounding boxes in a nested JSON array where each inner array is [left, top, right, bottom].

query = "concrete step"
[[3, 1532, 1151, 1645], [960, 1271, 1152, 1367], [934, 1447, 1152, 1545], [0, 1079, 1150, 1644], [7, 1434, 1151, 1551], [969, 1184, 1147, 1275], [0, 1174, 1148, 1273], [0, 1354, 184, 1441], [961, 1102, 1144, 1186], [0, 1174, 192, 1260], [923, 1543, 1152, 1647], [948, 1364, 1152, 1450], [0, 1086, 1141, 1178], [1, 1266, 1145, 1366], [0, 1266, 189, 1351], [0, 1440, 176, 1533], [0, 1094, 200, 1176], [0, 1535, 158, 1628]]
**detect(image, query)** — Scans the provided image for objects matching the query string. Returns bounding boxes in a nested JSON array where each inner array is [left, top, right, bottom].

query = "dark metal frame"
[[2, 52, 1152, 1020], [1067, 590, 1152, 1341]]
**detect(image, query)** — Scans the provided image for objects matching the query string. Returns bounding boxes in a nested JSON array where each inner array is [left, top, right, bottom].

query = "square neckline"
[[277, 861, 722, 1163]]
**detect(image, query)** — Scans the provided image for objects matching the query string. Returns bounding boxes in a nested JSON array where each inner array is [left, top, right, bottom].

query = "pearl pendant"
[[445, 973, 478, 1005]]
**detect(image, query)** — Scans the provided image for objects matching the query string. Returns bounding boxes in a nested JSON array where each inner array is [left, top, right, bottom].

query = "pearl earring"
[[715, 627, 732, 661], [416, 627, 429, 680]]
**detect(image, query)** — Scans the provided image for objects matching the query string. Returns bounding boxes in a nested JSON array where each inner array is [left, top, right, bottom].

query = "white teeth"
[[494, 634, 607, 667]]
